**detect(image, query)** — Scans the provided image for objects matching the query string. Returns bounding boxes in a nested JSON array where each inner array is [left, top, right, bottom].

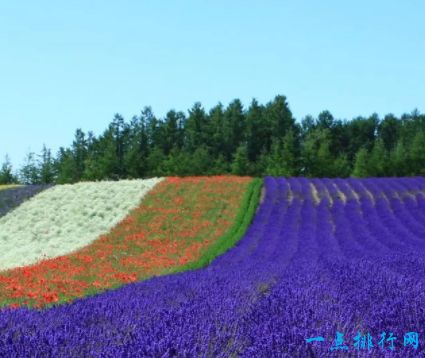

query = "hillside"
[[0, 176, 259, 308], [0, 177, 424, 356]]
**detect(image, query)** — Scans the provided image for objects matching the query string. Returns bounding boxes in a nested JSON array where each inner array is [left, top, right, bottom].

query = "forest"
[[1, 95, 424, 184]]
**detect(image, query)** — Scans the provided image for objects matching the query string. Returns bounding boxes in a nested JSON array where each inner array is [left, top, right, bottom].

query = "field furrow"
[[0, 177, 424, 356]]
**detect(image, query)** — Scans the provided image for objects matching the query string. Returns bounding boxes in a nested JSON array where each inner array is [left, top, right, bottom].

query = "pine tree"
[[246, 99, 266, 162], [346, 115, 379, 161], [82, 136, 105, 180], [231, 144, 250, 175], [71, 129, 87, 181], [189, 146, 211, 175], [408, 130, 425, 175], [222, 99, 245, 161], [316, 139, 334, 177], [162, 149, 191, 176], [142, 106, 160, 148], [185, 102, 208, 152], [264, 139, 285, 176], [265, 95, 295, 148], [56, 148, 76, 183], [162, 110, 184, 154], [146, 147, 166, 176], [110, 114, 129, 178], [368, 139, 387, 176], [281, 128, 299, 176], [209, 104, 225, 159], [124, 115, 149, 178], [20, 152, 39, 184], [10, 95, 425, 182], [352, 148, 370, 177], [333, 154, 351, 177], [209, 154, 230, 175], [0, 155, 16, 184], [378, 114, 400, 151], [302, 129, 334, 177], [316, 110, 334, 130], [38, 144, 56, 184], [389, 141, 407, 176]]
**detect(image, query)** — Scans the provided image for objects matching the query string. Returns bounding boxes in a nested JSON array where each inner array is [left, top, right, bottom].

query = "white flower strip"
[[0, 178, 163, 271]]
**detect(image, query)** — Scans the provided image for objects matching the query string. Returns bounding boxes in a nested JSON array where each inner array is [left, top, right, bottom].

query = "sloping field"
[[0, 176, 259, 308], [0, 185, 22, 191], [0, 179, 162, 271], [0, 185, 52, 218], [1, 177, 425, 356]]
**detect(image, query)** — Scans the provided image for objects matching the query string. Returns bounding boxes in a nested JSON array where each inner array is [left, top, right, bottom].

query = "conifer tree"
[[368, 139, 387, 176], [352, 148, 370, 177], [408, 131, 425, 175], [20, 152, 39, 184], [0, 155, 16, 184], [38, 144, 56, 184], [231, 144, 250, 175], [389, 141, 407, 176]]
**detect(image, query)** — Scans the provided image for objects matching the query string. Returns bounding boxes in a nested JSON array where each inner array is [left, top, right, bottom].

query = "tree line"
[[1, 95, 424, 184]]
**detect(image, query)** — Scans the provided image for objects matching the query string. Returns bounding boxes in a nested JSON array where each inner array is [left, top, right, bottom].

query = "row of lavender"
[[0, 185, 52, 218], [1, 177, 425, 356]]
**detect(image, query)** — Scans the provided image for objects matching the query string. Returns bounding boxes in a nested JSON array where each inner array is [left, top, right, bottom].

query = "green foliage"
[[38, 144, 56, 184], [222, 100, 245, 160], [170, 178, 262, 273], [231, 144, 250, 175], [408, 130, 425, 175], [19, 152, 40, 184], [389, 141, 407, 176], [265, 95, 295, 144], [333, 154, 351, 178], [264, 140, 284, 176], [378, 114, 401, 151], [352, 147, 370, 177], [346, 115, 378, 161], [316, 110, 334, 130], [0, 155, 17, 184], [56, 148, 77, 184], [246, 99, 266, 162], [189, 146, 212, 175], [209, 154, 230, 175], [264, 129, 300, 177], [7, 96, 425, 181], [146, 147, 166, 177], [368, 139, 388, 176], [302, 129, 335, 177], [185, 102, 208, 153], [282, 128, 300, 176]]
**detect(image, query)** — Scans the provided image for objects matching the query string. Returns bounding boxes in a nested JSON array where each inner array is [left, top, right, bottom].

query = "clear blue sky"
[[1, 1, 424, 169]]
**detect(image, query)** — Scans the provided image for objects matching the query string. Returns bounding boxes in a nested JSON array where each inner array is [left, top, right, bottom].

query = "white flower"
[[0, 178, 164, 271]]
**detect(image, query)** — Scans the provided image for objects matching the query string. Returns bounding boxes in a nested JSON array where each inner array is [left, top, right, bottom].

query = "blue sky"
[[1, 1, 424, 168]]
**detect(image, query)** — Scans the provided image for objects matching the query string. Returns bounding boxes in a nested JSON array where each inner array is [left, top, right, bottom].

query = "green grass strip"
[[170, 177, 263, 274]]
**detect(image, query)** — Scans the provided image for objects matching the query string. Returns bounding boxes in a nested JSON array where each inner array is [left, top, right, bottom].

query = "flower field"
[[0, 176, 259, 308], [0, 184, 51, 218], [0, 178, 162, 271], [0, 185, 22, 191], [1, 176, 425, 356]]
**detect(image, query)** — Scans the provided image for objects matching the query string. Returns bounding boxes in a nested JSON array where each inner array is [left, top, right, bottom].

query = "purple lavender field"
[[1, 177, 425, 357], [0, 185, 52, 218]]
